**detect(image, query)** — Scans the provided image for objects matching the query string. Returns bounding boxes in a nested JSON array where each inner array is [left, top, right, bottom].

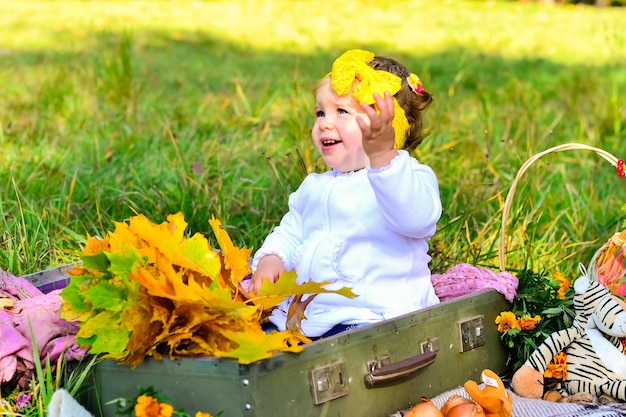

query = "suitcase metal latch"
[[310, 361, 349, 405]]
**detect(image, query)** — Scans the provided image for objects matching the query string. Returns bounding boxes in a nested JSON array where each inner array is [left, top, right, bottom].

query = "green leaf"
[[542, 307, 565, 315], [82, 252, 110, 272], [563, 314, 573, 328], [61, 277, 89, 312], [83, 282, 129, 311], [107, 247, 143, 278], [77, 335, 97, 345], [78, 311, 130, 357], [89, 326, 130, 357], [506, 328, 520, 337]]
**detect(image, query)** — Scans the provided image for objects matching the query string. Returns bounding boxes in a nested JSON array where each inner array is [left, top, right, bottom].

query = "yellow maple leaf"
[[128, 213, 221, 279], [261, 271, 357, 297], [109, 220, 144, 256], [130, 261, 256, 319], [119, 293, 157, 367], [83, 234, 110, 255], [179, 234, 223, 280], [209, 217, 252, 285], [251, 270, 358, 310], [216, 327, 307, 364]]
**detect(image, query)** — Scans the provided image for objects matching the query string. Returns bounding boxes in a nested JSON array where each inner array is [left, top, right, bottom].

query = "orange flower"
[[554, 272, 570, 300], [495, 311, 520, 333], [518, 315, 541, 331], [135, 395, 174, 417], [544, 352, 567, 380], [195, 413, 213, 417]]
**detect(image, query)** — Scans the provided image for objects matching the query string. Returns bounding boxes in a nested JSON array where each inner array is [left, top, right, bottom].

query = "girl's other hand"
[[251, 254, 285, 293], [357, 92, 398, 169]]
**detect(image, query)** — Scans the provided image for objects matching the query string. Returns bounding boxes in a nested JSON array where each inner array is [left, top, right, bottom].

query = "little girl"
[[251, 49, 442, 338]]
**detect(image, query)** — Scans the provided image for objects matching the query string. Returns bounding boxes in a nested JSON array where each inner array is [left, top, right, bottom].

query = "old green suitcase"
[[85, 289, 509, 417]]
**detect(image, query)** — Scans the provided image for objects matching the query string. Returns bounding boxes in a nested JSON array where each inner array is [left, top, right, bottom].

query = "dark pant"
[[262, 322, 359, 340]]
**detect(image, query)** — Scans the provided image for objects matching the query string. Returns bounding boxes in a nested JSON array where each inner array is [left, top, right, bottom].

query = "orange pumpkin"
[[441, 395, 486, 417], [404, 397, 444, 417]]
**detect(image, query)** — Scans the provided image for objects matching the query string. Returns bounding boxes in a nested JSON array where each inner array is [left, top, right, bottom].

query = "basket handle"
[[498, 142, 622, 272]]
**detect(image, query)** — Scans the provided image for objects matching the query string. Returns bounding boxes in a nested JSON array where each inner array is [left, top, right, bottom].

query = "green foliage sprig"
[[496, 269, 575, 372]]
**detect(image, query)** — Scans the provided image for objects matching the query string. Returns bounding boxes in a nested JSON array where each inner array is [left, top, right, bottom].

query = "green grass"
[[1, 0, 625, 278]]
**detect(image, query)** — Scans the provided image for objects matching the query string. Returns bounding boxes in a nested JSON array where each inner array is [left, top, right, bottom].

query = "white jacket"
[[251, 150, 442, 337]]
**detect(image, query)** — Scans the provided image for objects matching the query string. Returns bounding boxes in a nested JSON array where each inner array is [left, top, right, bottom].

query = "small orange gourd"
[[404, 397, 444, 417], [441, 395, 486, 417]]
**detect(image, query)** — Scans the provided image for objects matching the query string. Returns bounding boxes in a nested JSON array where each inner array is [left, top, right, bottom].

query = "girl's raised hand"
[[356, 92, 398, 169]]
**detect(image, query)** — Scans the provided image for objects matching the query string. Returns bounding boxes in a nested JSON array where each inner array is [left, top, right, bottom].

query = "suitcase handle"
[[364, 350, 436, 386]]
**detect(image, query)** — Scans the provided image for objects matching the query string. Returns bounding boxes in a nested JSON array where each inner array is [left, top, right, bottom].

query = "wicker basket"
[[498, 142, 625, 289]]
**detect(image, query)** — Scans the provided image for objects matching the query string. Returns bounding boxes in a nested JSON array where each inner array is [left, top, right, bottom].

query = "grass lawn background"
[[1, 0, 625, 278]]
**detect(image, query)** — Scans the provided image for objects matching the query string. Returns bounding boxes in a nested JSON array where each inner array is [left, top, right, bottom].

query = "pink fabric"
[[1, 271, 43, 299], [0, 270, 86, 388], [431, 263, 518, 302], [0, 320, 30, 382]]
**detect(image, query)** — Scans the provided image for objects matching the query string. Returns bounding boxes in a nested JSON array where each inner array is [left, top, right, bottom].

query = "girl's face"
[[312, 77, 370, 173]]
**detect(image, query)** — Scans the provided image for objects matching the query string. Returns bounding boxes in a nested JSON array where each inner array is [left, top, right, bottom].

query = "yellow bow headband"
[[328, 49, 410, 150]]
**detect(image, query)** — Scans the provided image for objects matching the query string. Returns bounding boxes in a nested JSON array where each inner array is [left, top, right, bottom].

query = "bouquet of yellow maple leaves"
[[60, 212, 355, 367]]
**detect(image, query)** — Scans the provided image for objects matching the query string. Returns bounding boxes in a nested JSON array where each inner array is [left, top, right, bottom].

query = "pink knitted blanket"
[[432, 263, 518, 302]]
